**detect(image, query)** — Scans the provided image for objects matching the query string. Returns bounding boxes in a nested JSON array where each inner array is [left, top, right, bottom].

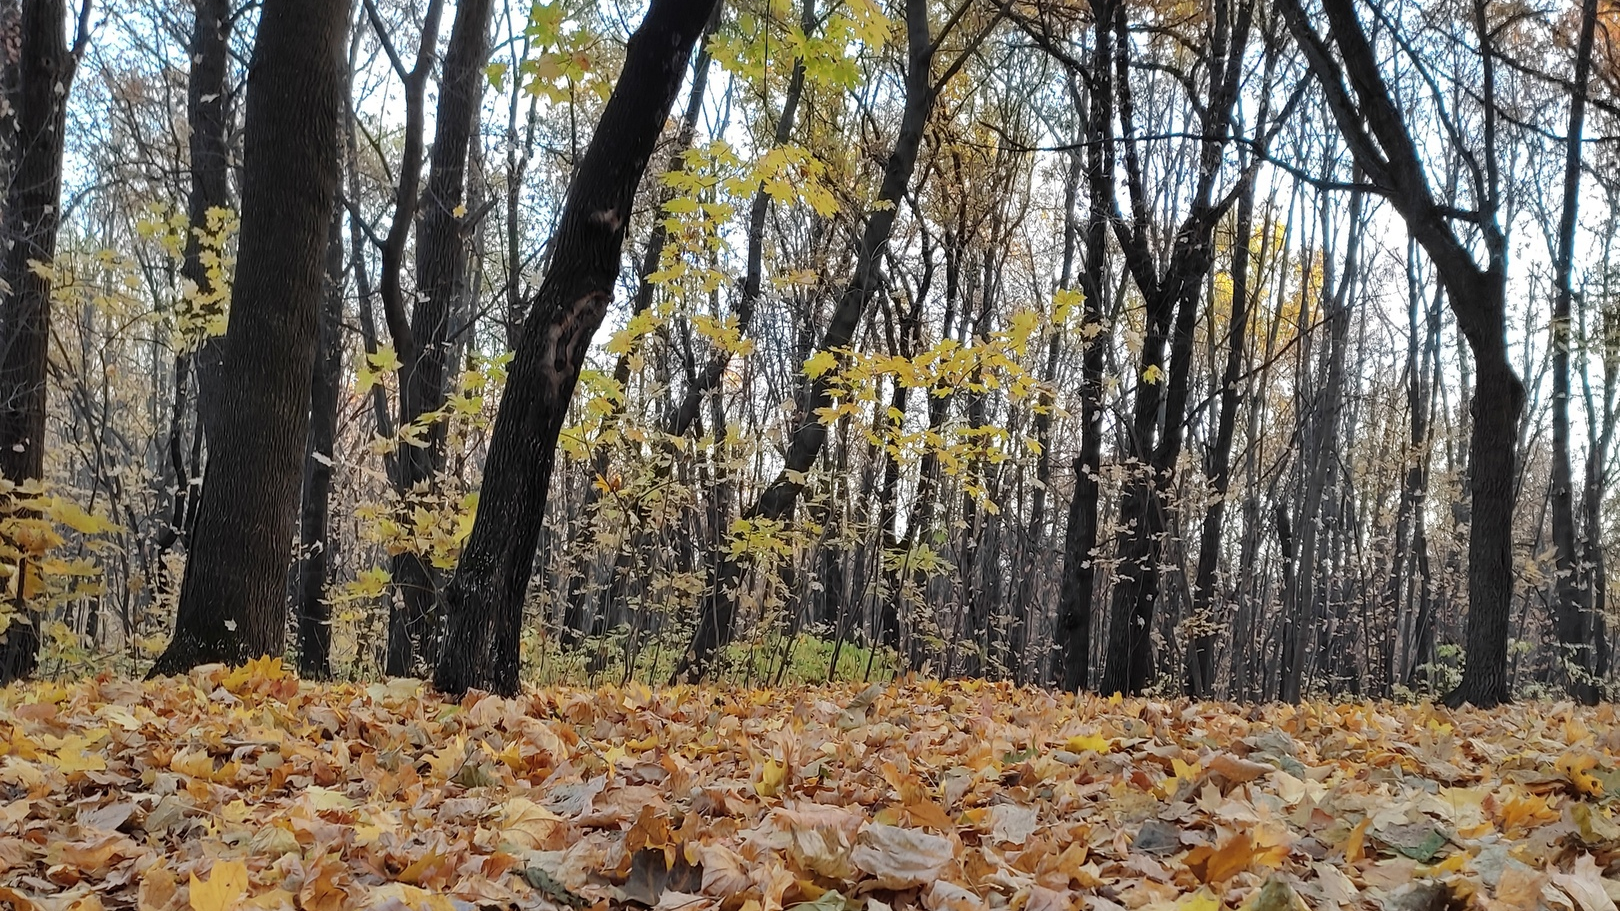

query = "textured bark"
[[149, 0, 349, 676], [0, 0, 82, 683], [297, 209, 347, 680], [433, 0, 721, 697], [386, 0, 495, 677], [675, 0, 941, 681], [188, 0, 233, 439]]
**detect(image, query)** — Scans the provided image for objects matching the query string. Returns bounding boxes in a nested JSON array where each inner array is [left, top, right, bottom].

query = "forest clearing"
[[5, 669, 1620, 911]]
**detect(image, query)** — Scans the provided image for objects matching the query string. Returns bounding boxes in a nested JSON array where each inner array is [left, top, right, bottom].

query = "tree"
[[296, 208, 348, 680], [1548, 0, 1601, 703], [1277, 0, 1524, 707], [0, 0, 91, 683], [433, 0, 722, 697], [149, 0, 350, 676], [384, 0, 496, 677]]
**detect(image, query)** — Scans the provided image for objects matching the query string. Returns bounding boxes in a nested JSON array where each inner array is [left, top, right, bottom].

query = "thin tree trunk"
[[386, 0, 495, 677], [297, 207, 347, 680], [675, 0, 945, 680], [188, 0, 233, 439], [1549, 0, 1599, 703]]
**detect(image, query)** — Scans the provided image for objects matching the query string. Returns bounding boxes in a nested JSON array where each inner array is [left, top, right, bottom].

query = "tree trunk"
[[297, 207, 346, 680], [432, 0, 721, 697], [1549, 0, 1599, 704], [1187, 173, 1256, 697], [386, 0, 495, 677], [0, 0, 81, 683], [188, 0, 233, 438], [149, 0, 349, 676], [1054, 31, 1115, 693]]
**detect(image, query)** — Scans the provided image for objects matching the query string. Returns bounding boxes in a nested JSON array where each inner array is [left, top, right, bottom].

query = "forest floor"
[[1, 662, 1618, 911]]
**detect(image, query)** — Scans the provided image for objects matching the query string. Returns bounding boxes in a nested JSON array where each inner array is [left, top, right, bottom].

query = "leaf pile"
[[3, 663, 1620, 911]]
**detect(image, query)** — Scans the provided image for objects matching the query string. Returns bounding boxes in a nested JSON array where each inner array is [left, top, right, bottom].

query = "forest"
[[0, 0, 1612, 709]]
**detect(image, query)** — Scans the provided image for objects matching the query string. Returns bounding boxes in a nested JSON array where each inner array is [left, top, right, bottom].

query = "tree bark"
[[0, 0, 84, 683], [432, 0, 721, 697], [149, 0, 349, 676], [1548, 0, 1599, 704], [297, 207, 347, 680]]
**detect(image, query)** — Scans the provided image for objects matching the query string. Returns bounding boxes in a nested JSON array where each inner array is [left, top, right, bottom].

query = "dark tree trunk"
[[188, 0, 233, 438], [297, 208, 347, 680], [1099, 0, 1251, 696], [386, 0, 495, 677], [1549, 0, 1599, 704], [1187, 173, 1256, 698], [156, 0, 233, 605], [432, 0, 721, 697], [1055, 38, 1115, 694], [675, 0, 941, 681], [0, 0, 82, 683], [149, 0, 349, 676]]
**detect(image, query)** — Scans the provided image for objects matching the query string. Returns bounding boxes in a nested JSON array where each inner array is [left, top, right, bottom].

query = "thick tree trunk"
[[674, 0, 940, 681], [432, 0, 721, 697], [297, 209, 347, 680], [149, 0, 349, 676], [386, 0, 495, 677], [0, 0, 80, 683]]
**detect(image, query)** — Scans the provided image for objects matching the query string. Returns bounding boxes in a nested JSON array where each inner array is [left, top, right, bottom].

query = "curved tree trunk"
[[149, 0, 349, 676], [432, 0, 721, 697]]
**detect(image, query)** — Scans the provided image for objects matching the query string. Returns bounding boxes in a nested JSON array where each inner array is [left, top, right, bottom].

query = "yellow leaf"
[[756, 758, 786, 797], [190, 859, 250, 911], [803, 350, 838, 379], [1065, 733, 1112, 754]]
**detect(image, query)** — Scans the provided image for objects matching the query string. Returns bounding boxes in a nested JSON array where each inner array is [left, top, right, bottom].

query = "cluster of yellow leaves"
[[0, 479, 117, 640], [132, 203, 238, 347], [4, 671, 1620, 911]]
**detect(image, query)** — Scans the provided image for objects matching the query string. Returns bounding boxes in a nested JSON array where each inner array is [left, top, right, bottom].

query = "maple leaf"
[[189, 859, 249, 911]]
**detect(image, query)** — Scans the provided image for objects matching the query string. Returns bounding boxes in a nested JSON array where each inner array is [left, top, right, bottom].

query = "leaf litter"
[[2, 660, 1620, 911]]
